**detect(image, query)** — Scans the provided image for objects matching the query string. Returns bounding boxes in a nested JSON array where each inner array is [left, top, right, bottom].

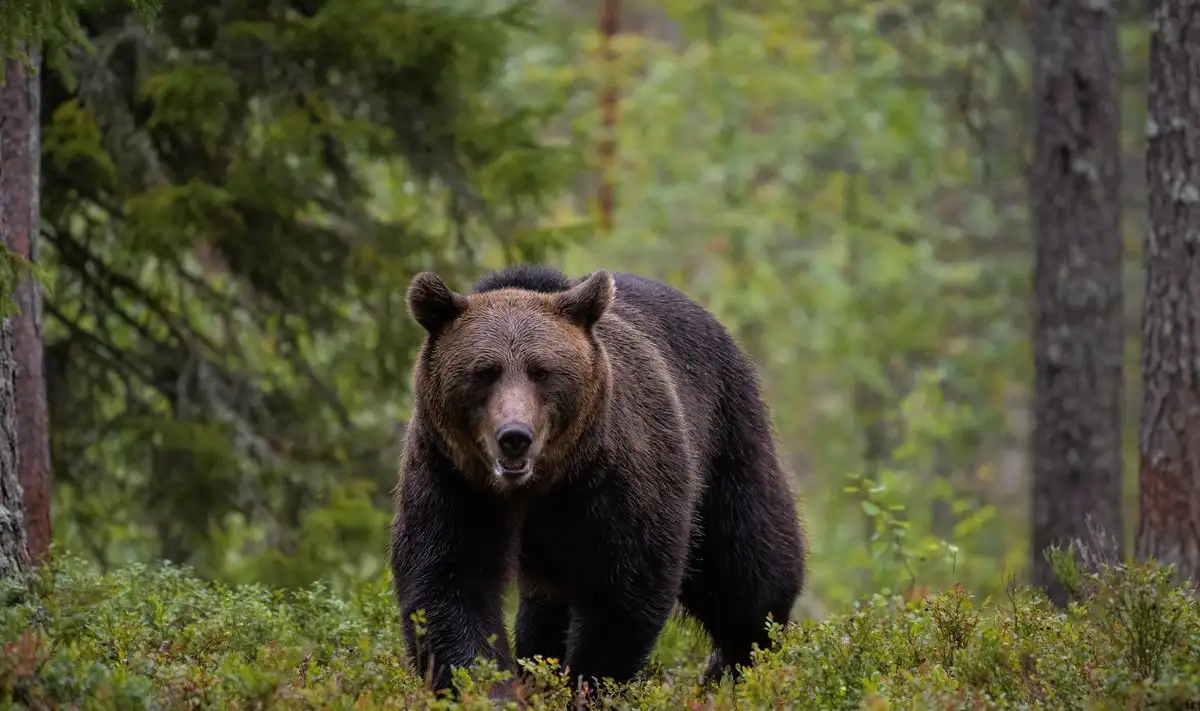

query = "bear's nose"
[[496, 423, 533, 458]]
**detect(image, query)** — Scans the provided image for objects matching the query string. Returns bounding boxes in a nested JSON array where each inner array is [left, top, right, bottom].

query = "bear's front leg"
[[391, 456, 515, 694], [563, 591, 676, 690], [399, 585, 511, 694], [515, 589, 571, 663]]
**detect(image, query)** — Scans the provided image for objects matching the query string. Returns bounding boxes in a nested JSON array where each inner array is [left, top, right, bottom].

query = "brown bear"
[[390, 264, 807, 696]]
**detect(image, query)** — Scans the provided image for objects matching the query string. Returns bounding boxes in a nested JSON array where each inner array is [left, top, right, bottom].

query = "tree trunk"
[[0, 316, 28, 578], [1136, 0, 1200, 583], [1030, 0, 1124, 605], [595, 0, 620, 234], [0, 96, 28, 577], [0, 49, 50, 562]]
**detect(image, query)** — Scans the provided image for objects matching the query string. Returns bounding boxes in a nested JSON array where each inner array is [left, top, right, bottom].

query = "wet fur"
[[390, 264, 807, 696]]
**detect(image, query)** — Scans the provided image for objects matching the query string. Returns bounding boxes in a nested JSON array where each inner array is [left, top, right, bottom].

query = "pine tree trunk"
[[0, 50, 50, 563], [1136, 0, 1200, 582], [1030, 0, 1125, 605], [0, 168, 29, 579], [0, 318, 28, 578]]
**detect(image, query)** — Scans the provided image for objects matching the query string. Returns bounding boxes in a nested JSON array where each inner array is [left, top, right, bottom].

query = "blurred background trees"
[[0, 0, 1196, 608]]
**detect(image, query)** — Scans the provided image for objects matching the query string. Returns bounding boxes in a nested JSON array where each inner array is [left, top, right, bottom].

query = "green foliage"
[[2, 554, 1196, 710], [0, 251, 31, 320], [39, 0, 579, 585], [0, 0, 159, 65]]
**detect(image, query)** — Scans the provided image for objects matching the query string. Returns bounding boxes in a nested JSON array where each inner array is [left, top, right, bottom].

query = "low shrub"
[[1, 552, 1197, 709]]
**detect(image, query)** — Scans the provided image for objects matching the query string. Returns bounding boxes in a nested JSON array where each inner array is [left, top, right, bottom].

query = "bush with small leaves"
[[1, 552, 1196, 710]]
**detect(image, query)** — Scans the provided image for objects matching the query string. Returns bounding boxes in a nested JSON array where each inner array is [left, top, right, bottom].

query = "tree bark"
[[0, 316, 28, 579], [0, 48, 50, 562], [1136, 0, 1200, 583], [0, 73, 28, 577], [1030, 0, 1124, 605], [595, 0, 620, 234]]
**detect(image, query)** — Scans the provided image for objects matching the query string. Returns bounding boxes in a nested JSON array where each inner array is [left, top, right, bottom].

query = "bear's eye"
[[472, 364, 502, 384], [528, 366, 550, 382]]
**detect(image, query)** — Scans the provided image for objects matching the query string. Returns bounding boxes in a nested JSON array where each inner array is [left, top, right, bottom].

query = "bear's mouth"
[[493, 458, 533, 480]]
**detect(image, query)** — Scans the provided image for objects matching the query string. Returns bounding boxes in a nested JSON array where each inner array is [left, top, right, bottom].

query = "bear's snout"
[[496, 423, 533, 459], [492, 422, 536, 483]]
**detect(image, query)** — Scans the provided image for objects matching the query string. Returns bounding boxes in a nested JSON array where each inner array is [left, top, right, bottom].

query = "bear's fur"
[[390, 264, 807, 695]]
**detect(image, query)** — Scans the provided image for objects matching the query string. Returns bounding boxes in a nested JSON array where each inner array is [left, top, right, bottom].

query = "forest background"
[[5, 0, 1200, 707], [0, 0, 1162, 611]]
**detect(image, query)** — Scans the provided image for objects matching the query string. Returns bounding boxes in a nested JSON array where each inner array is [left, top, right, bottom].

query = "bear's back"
[[472, 264, 578, 295]]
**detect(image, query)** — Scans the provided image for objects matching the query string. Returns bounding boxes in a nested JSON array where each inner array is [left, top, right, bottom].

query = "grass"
[[1, 550, 1198, 710]]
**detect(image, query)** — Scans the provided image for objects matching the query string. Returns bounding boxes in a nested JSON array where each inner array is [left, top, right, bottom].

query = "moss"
[[1, 553, 1197, 710]]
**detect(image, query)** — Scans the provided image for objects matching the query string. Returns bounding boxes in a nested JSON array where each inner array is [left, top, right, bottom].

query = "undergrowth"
[[1, 551, 1197, 710]]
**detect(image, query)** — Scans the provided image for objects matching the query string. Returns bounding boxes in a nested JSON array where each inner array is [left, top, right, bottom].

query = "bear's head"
[[405, 269, 614, 491]]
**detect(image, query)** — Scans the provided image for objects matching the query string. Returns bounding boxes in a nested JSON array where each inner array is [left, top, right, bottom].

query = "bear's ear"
[[407, 271, 468, 335], [555, 269, 614, 331]]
